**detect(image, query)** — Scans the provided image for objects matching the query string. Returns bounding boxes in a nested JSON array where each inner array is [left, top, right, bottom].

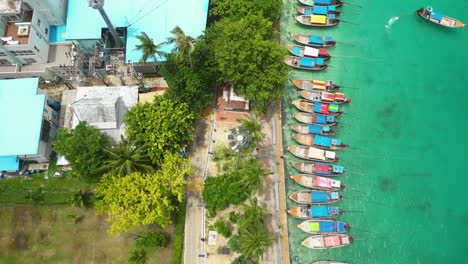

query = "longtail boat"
[[301, 234, 353, 249], [290, 124, 335, 136], [292, 134, 347, 150], [288, 145, 339, 162], [296, 5, 340, 16], [298, 220, 350, 234], [416, 6, 466, 28], [292, 112, 337, 126], [291, 79, 341, 92], [291, 161, 345, 176], [313, 262, 351, 264], [287, 45, 331, 60], [298, 0, 343, 8], [289, 190, 342, 204], [288, 205, 343, 219], [292, 99, 343, 117], [295, 14, 340, 27], [285, 56, 328, 71], [291, 33, 336, 48], [289, 174, 345, 190], [298, 90, 351, 104]]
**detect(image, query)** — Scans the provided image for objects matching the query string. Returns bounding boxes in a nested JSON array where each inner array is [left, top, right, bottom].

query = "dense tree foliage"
[[101, 139, 154, 176], [135, 232, 167, 249], [95, 153, 193, 235], [213, 220, 231, 238], [206, 14, 289, 113], [168, 26, 198, 69], [53, 121, 108, 181], [238, 158, 271, 195], [124, 96, 195, 164], [210, 0, 282, 22]]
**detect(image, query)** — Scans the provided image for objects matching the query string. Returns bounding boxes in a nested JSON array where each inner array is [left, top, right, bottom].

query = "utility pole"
[[88, 0, 123, 48]]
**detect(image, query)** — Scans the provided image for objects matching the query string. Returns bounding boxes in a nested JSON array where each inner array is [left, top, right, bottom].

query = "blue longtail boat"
[[289, 190, 343, 204], [288, 205, 343, 219], [297, 220, 350, 234]]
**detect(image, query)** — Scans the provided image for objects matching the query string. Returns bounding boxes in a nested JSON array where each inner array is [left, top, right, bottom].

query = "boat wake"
[[385, 16, 400, 31]]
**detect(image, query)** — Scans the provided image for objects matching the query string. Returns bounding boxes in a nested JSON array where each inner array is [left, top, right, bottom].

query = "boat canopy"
[[315, 115, 334, 124], [293, 46, 301, 55], [315, 0, 332, 4], [317, 221, 342, 232], [325, 150, 336, 159], [329, 104, 340, 112], [330, 192, 340, 200], [430, 12, 443, 20], [335, 93, 345, 101], [328, 6, 336, 11], [304, 46, 319, 57], [310, 15, 327, 24], [330, 179, 341, 188], [300, 57, 315, 67], [328, 14, 337, 20], [310, 35, 323, 45], [319, 48, 328, 55], [311, 206, 330, 217], [314, 135, 333, 147], [308, 147, 326, 160], [315, 163, 330, 174], [313, 6, 328, 15], [312, 80, 326, 85], [316, 176, 333, 187], [311, 192, 329, 202], [321, 92, 335, 101], [332, 165, 344, 173], [309, 124, 323, 134], [324, 236, 342, 247], [316, 58, 325, 65], [309, 222, 320, 231], [331, 138, 341, 146], [314, 102, 329, 114]]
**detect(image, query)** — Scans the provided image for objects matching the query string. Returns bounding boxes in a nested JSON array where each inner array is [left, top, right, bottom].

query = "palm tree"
[[168, 26, 199, 69], [238, 225, 275, 263], [239, 197, 271, 230], [134, 32, 166, 71], [237, 114, 266, 147], [238, 158, 272, 194], [128, 249, 148, 264], [101, 139, 154, 176]]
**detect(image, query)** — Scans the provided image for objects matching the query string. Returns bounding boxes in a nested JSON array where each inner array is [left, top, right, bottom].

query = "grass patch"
[[172, 198, 187, 264]]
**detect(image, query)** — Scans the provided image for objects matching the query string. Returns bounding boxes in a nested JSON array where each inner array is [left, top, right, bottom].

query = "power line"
[[128, 0, 170, 28]]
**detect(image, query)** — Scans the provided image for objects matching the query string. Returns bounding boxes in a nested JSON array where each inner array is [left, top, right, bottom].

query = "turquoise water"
[[280, 0, 468, 263]]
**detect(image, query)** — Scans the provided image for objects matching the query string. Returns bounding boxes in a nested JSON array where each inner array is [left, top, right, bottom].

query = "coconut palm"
[[237, 114, 266, 147], [238, 225, 275, 263], [128, 249, 148, 264], [168, 26, 199, 69], [101, 139, 154, 176], [238, 158, 272, 194], [239, 197, 271, 230], [134, 32, 166, 71]]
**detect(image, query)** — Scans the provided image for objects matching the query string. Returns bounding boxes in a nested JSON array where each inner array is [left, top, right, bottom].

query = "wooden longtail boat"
[[312, 262, 351, 264], [296, 6, 341, 16], [287, 45, 331, 60], [289, 190, 343, 204], [416, 7, 466, 28], [288, 145, 339, 162], [298, 0, 343, 8], [291, 33, 336, 48], [292, 112, 337, 126], [292, 134, 347, 150], [298, 90, 351, 104], [291, 79, 341, 91], [291, 161, 345, 176], [289, 174, 345, 190], [290, 124, 335, 136], [298, 220, 351, 234], [302, 234, 353, 249], [288, 205, 343, 219], [295, 14, 340, 27], [292, 99, 343, 117], [285, 56, 328, 71]]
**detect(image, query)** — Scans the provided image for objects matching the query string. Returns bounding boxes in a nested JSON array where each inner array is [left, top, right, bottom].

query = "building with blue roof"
[[0, 77, 59, 171]]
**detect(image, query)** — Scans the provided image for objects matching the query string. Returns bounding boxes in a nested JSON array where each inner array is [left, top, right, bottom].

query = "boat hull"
[[297, 220, 351, 234], [291, 79, 341, 92], [292, 112, 338, 126], [291, 34, 337, 48], [295, 7, 341, 16], [291, 161, 345, 176], [289, 174, 345, 191], [288, 205, 343, 219], [301, 235, 354, 249], [285, 56, 328, 71], [416, 8, 466, 28], [287, 45, 331, 60], [289, 190, 343, 204], [291, 134, 347, 150], [298, 0, 343, 8], [288, 145, 339, 162], [297, 90, 349, 104], [295, 15, 340, 27], [292, 99, 343, 117]]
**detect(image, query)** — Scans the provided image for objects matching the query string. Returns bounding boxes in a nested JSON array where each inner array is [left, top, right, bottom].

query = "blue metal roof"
[[0, 78, 45, 157], [0, 156, 19, 171], [65, 0, 209, 62]]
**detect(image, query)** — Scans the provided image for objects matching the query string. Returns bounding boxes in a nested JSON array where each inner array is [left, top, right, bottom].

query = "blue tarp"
[[329, 207, 340, 215], [305, 9, 311, 15], [300, 57, 315, 67], [311, 206, 330, 217], [328, 6, 336, 11], [332, 165, 344, 173], [316, 58, 325, 65], [315, 115, 327, 124], [430, 12, 443, 20], [331, 139, 341, 146], [312, 192, 329, 202], [315, 0, 332, 4], [325, 36, 333, 41], [309, 125, 323, 134], [309, 35, 323, 45], [323, 126, 330, 132], [337, 221, 346, 232], [329, 14, 336, 19], [327, 116, 335, 122], [319, 221, 337, 232], [293, 46, 301, 55], [313, 6, 328, 15], [330, 192, 340, 200], [314, 102, 323, 113], [314, 135, 332, 147]]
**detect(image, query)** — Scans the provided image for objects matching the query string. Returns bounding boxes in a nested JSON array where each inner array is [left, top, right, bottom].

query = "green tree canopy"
[[95, 153, 193, 235], [210, 0, 282, 22], [101, 138, 154, 176], [238, 158, 271, 195], [237, 114, 266, 148], [124, 96, 196, 164], [52, 121, 108, 181], [134, 32, 166, 70], [206, 14, 289, 113]]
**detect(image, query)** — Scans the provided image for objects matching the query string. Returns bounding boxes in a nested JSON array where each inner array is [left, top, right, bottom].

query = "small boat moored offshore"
[[312, 262, 351, 264], [297, 220, 350, 234], [301, 234, 353, 249], [416, 6, 466, 28], [291, 33, 336, 48], [291, 161, 345, 176], [290, 124, 335, 136], [298, 90, 351, 104], [295, 14, 340, 27], [292, 134, 347, 150], [298, 0, 343, 8], [288, 205, 343, 219], [288, 145, 339, 162], [290, 174, 345, 190], [289, 190, 343, 204], [293, 112, 337, 126], [287, 45, 331, 60], [292, 99, 343, 117], [291, 79, 341, 92], [285, 56, 328, 71], [296, 5, 340, 16]]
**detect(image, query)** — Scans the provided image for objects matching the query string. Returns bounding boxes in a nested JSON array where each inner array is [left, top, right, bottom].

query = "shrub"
[[135, 232, 167, 249], [229, 211, 239, 224], [172, 198, 187, 264], [213, 220, 231, 238], [228, 235, 241, 252]]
